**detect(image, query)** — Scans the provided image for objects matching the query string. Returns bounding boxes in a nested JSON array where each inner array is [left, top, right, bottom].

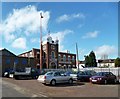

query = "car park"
[[37, 71, 73, 85], [77, 70, 96, 82], [90, 72, 117, 84]]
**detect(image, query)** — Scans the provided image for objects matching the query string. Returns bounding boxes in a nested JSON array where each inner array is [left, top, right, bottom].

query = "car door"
[[61, 74, 70, 83], [109, 72, 116, 82], [54, 72, 62, 83], [78, 71, 86, 81], [105, 72, 114, 83]]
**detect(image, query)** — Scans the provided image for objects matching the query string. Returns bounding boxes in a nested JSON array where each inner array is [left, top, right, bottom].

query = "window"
[[72, 56, 75, 61], [14, 59, 19, 64], [6, 59, 10, 64], [22, 59, 27, 65], [63, 55, 66, 62], [68, 56, 70, 62], [54, 72, 61, 76], [58, 54, 61, 61], [78, 71, 85, 75], [46, 72, 53, 76], [51, 51, 55, 59]]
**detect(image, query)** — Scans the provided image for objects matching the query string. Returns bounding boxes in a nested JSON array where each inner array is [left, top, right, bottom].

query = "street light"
[[40, 12, 43, 70]]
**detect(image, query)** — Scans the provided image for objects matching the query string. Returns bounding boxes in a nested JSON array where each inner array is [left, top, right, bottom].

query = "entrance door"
[[50, 62, 56, 69]]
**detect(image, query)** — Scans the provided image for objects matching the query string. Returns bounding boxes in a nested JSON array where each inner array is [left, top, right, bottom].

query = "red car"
[[90, 72, 117, 84]]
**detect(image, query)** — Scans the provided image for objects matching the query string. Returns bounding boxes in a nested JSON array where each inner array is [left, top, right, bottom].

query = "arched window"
[[51, 51, 55, 59], [72, 56, 75, 61], [68, 56, 70, 62], [58, 54, 61, 61], [63, 55, 66, 62]]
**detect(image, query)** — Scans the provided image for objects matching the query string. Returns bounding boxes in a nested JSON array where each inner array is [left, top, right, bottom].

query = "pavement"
[[1, 77, 119, 98], [1, 78, 47, 98]]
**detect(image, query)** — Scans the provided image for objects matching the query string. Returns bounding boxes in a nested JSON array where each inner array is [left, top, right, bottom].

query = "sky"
[[0, 2, 118, 60]]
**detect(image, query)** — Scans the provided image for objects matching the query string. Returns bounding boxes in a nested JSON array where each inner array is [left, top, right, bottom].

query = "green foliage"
[[85, 56, 90, 67], [115, 57, 120, 67], [85, 51, 97, 67]]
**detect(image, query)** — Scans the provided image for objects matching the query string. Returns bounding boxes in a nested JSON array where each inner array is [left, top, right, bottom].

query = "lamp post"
[[76, 43, 79, 71], [40, 12, 43, 71]]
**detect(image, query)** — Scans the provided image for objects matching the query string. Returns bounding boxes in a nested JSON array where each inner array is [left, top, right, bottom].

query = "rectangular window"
[[22, 59, 27, 65], [6, 59, 10, 64]]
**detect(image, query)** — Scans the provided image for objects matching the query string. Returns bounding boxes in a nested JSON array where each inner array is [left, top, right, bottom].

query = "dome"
[[47, 36, 52, 43], [55, 39, 59, 44]]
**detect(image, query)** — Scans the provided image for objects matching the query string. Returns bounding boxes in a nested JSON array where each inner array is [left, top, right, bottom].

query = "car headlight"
[[97, 78, 102, 80], [4, 72, 8, 75], [90, 78, 92, 80]]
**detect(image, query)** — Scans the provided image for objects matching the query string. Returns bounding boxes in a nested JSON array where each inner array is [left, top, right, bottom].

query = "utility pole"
[[40, 13, 43, 71], [76, 43, 79, 71]]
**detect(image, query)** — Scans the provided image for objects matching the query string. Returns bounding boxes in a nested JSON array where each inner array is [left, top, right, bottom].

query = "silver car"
[[37, 71, 73, 85]]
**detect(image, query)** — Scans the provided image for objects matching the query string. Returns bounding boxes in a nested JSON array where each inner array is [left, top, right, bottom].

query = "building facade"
[[98, 59, 115, 68], [1, 48, 35, 76], [19, 36, 76, 69]]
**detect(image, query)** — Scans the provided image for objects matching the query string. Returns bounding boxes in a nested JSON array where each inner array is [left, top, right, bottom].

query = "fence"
[[80, 67, 120, 77], [44, 67, 120, 77]]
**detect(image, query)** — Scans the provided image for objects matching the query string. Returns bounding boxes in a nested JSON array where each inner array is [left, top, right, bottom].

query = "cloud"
[[82, 31, 99, 39], [95, 45, 117, 59], [30, 38, 39, 43], [43, 29, 73, 52], [11, 37, 27, 49], [56, 13, 85, 23], [1, 5, 50, 42], [0, 47, 3, 50]]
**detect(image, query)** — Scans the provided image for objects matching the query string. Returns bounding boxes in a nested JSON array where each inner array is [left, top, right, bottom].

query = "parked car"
[[3, 69, 14, 77], [13, 67, 40, 79], [77, 70, 96, 82], [64, 71, 78, 81], [90, 72, 117, 84], [37, 71, 73, 85]]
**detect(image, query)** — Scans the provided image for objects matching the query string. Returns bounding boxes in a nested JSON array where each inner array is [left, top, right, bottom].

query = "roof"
[[59, 52, 76, 55], [0, 48, 16, 57], [98, 59, 115, 63], [18, 48, 40, 56]]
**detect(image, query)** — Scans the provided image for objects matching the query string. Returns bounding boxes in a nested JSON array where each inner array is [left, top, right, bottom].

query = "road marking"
[[2, 80, 48, 97]]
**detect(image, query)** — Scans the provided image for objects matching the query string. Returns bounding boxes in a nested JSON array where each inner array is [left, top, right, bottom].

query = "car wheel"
[[69, 79, 73, 84], [104, 80, 107, 84], [50, 80, 56, 86]]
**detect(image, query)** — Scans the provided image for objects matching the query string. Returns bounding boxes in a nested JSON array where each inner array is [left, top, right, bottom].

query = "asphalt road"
[[2, 78, 119, 97]]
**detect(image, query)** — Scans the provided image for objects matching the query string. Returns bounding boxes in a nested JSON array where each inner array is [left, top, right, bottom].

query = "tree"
[[115, 57, 120, 67], [85, 55, 90, 67], [84, 51, 97, 67], [89, 51, 97, 67]]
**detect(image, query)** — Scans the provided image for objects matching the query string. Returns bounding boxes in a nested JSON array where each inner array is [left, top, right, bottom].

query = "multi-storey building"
[[19, 36, 76, 69]]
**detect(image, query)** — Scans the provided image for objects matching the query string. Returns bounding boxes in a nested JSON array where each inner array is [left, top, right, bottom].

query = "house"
[[98, 59, 115, 68], [0, 48, 35, 76]]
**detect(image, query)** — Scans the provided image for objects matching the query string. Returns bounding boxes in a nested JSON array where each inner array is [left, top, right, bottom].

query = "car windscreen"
[[96, 72, 109, 76], [85, 70, 96, 75], [96, 72, 103, 76]]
